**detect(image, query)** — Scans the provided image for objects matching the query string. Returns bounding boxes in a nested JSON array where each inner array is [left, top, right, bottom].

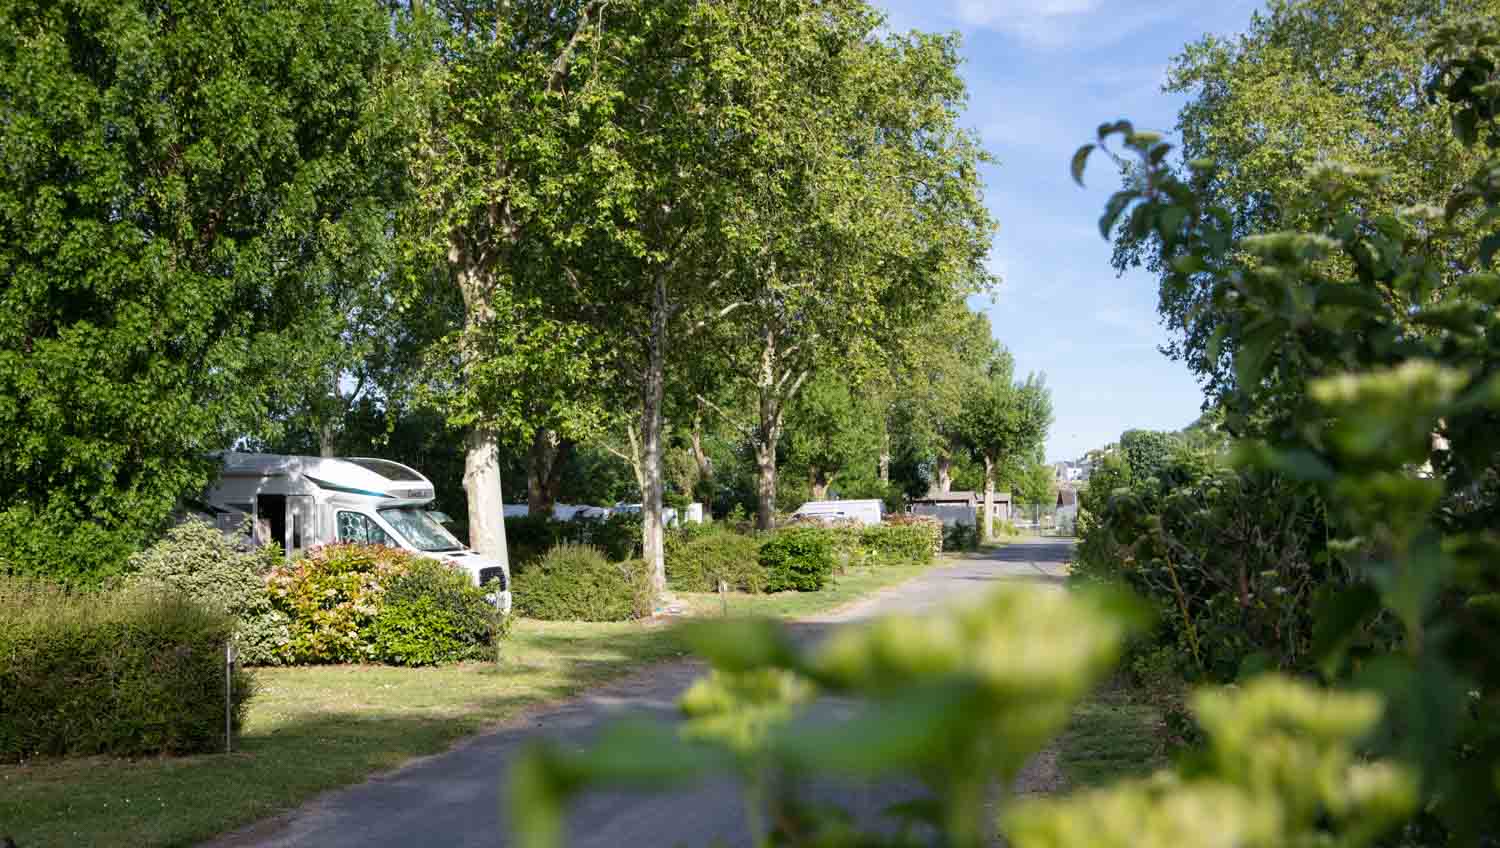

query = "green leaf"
[[1070, 144, 1095, 187], [677, 617, 802, 673]]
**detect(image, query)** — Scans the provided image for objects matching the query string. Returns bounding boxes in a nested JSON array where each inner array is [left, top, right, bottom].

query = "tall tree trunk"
[[936, 452, 953, 493], [639, 270, 668, 595], [753, 325, 781, 531], [982, 454, 995, 543], [547, 439, 571, 507], [465, 427, 509, 561], [526, 428, 562, 516], [878, 421, 891, 485], [756, 441, 777, 531], [318, 418, 338, 458], [452, 231, 510, 565]]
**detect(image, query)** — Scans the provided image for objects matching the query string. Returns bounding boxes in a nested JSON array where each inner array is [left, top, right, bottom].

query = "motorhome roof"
[[217, 452, 434, 500]]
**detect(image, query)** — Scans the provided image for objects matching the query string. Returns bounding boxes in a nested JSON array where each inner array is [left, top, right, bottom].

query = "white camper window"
[[337, 511, 394, 547]]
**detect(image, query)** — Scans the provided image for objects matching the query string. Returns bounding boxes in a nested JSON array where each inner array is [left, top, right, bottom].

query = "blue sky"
[[875, 0, 1263, 462]]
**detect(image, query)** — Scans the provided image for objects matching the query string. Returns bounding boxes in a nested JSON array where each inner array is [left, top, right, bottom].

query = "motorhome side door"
[[255, 493, 316, 559]]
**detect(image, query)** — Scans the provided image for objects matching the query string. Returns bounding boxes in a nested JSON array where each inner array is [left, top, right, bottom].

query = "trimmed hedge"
[[0, 578, 253, 762], [760, 528, 835, 593], [862, 517, 941, 563], [266, 544, 495, 666], [512, 544, 655, 621], [665, 528, 765, 593]]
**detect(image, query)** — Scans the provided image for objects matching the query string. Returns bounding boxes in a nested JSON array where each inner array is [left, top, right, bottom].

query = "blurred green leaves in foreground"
[[510, 588, 1417, 847]]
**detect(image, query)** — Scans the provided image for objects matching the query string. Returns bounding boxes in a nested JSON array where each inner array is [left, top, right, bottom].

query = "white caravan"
[[203, 452, 511, 610], [790, 499, 884, 526]]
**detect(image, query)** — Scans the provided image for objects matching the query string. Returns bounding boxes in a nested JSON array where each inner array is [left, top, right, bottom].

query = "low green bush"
[[665, 528, 765, 593], [0, 578, 253, 762], [128, 520, 290, 665], [371, 558, 496, 666], [512, 544, 655, 621], [266, 544, 410, 664], [759, 528, 835, 593], [862, 518, 940, 563], [942, 521, 978, 552], [265, 544, 496, 665]]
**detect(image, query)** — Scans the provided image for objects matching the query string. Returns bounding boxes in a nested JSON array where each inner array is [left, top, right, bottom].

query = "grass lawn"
[[1055, 684, 1168, 788], [0, 558, 939, 848]]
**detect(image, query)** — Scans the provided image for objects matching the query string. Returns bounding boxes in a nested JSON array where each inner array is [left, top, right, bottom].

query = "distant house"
[[909, 488, 1012, 526], [1055, 487, 1078, 523]]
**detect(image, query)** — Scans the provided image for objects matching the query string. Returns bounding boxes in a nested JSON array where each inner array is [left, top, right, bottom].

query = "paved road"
[[210, 538, 1075, 848]]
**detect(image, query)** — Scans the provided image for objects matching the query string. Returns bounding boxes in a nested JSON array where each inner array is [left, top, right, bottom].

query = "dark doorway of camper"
[[256, 494, 287, 551]]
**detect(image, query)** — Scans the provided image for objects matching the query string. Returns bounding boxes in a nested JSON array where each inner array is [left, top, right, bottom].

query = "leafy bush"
[[512, 544, 654, 621], [0, 503, 139, 588], [265, 544, 411, 664], [128, 520, 290, 665], [0, 578, 253, 762], [941, 521, 978, 552], [870, 513, 936, 558], [862, 516, 941, 563], [665, 528, 765, 593], [371, 558, 496, 666], [759, 528, 834, 593]]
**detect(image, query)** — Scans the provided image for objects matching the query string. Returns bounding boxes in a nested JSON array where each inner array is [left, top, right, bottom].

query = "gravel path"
[[209, 537, 1075, 848]]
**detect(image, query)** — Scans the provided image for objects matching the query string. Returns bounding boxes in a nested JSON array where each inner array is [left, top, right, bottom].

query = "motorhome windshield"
[[379, 507, 463, 552]]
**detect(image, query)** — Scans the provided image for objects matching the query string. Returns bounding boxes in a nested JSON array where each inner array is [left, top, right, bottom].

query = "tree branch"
[[695, 393, 757, 440], [547, 1, 611, 95]]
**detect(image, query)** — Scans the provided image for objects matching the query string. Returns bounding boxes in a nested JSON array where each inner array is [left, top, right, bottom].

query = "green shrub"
[[862, 518, 940, 563], [266, 544, 497, 665], [759, 528, 835, 593], [128, 520, 290, 665], [0, 503, 138, 588], [267, 544, 412, 664], [942, 521, 978, 552], [0, 578, 253, 762], [665, 528, 765, 593], [512, 544, 655, 621], [371, 558, 496, 666]]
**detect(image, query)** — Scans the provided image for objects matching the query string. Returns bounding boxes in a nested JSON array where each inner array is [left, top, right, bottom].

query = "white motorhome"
[[789, 499, 884, 526], [203, 452, 510, 610]]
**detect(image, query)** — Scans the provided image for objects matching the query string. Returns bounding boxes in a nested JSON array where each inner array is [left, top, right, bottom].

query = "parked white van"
[[202, 452, 511, 611], [789, 498, 884, 526]]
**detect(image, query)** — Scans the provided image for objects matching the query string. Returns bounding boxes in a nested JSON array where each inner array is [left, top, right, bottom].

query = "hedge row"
[[0, 578, 252, 762], [656, 518, 942, 597]]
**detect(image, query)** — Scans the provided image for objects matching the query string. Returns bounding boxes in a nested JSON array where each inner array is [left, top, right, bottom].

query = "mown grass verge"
[[1055, 683, 1168, 789], [0, 557, 942, 847]]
